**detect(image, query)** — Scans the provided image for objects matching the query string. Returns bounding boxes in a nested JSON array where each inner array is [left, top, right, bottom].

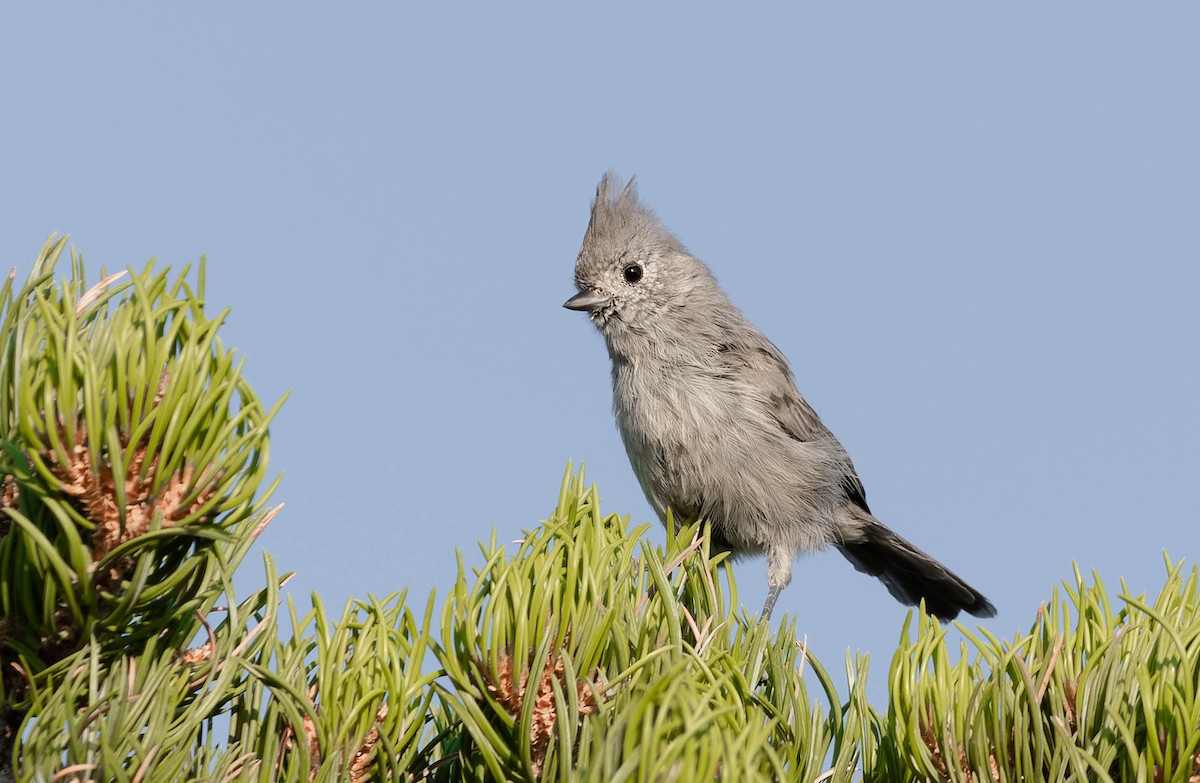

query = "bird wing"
[[718, 339, 872, 513]]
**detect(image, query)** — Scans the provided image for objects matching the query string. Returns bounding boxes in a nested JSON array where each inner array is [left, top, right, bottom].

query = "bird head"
[[564, 172, 711, 341]]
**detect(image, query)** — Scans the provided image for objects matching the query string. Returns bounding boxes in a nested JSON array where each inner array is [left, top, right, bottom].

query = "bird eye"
[[623, 264, 643, 284]]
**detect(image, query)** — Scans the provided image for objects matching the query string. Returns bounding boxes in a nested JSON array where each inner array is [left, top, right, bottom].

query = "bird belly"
[[613, 362, 841, 556]]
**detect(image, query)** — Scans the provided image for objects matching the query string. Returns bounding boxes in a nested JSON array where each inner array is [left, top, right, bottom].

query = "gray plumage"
[[564, 172, 996, 622]]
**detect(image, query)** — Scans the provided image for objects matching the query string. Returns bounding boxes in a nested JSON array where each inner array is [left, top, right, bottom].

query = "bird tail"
[[836, 516, 996, 621]]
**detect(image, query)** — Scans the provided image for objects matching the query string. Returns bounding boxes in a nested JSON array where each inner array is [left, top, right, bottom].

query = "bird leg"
[[761, 550, 792, 621], [760, 585, 783, 621]]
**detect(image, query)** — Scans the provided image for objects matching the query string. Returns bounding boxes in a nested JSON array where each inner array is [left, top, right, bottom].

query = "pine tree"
[[1, 240, 1196, 781]]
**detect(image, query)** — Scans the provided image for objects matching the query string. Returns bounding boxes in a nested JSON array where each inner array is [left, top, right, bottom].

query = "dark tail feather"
[[836, 521, 996, 621]]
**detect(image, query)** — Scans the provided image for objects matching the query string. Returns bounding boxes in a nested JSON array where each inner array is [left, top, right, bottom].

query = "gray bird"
[[563, 172, 996, 622]]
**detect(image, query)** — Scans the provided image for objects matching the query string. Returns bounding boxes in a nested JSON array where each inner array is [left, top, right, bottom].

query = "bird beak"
[[563, 288, 609, 312]]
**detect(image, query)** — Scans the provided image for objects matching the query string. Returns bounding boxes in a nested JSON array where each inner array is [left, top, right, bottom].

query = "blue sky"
[[3, 4, 1198, 695]]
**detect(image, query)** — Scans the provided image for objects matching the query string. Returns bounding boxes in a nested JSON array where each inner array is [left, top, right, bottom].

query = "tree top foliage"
[[1, 241, 1197, 782]]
